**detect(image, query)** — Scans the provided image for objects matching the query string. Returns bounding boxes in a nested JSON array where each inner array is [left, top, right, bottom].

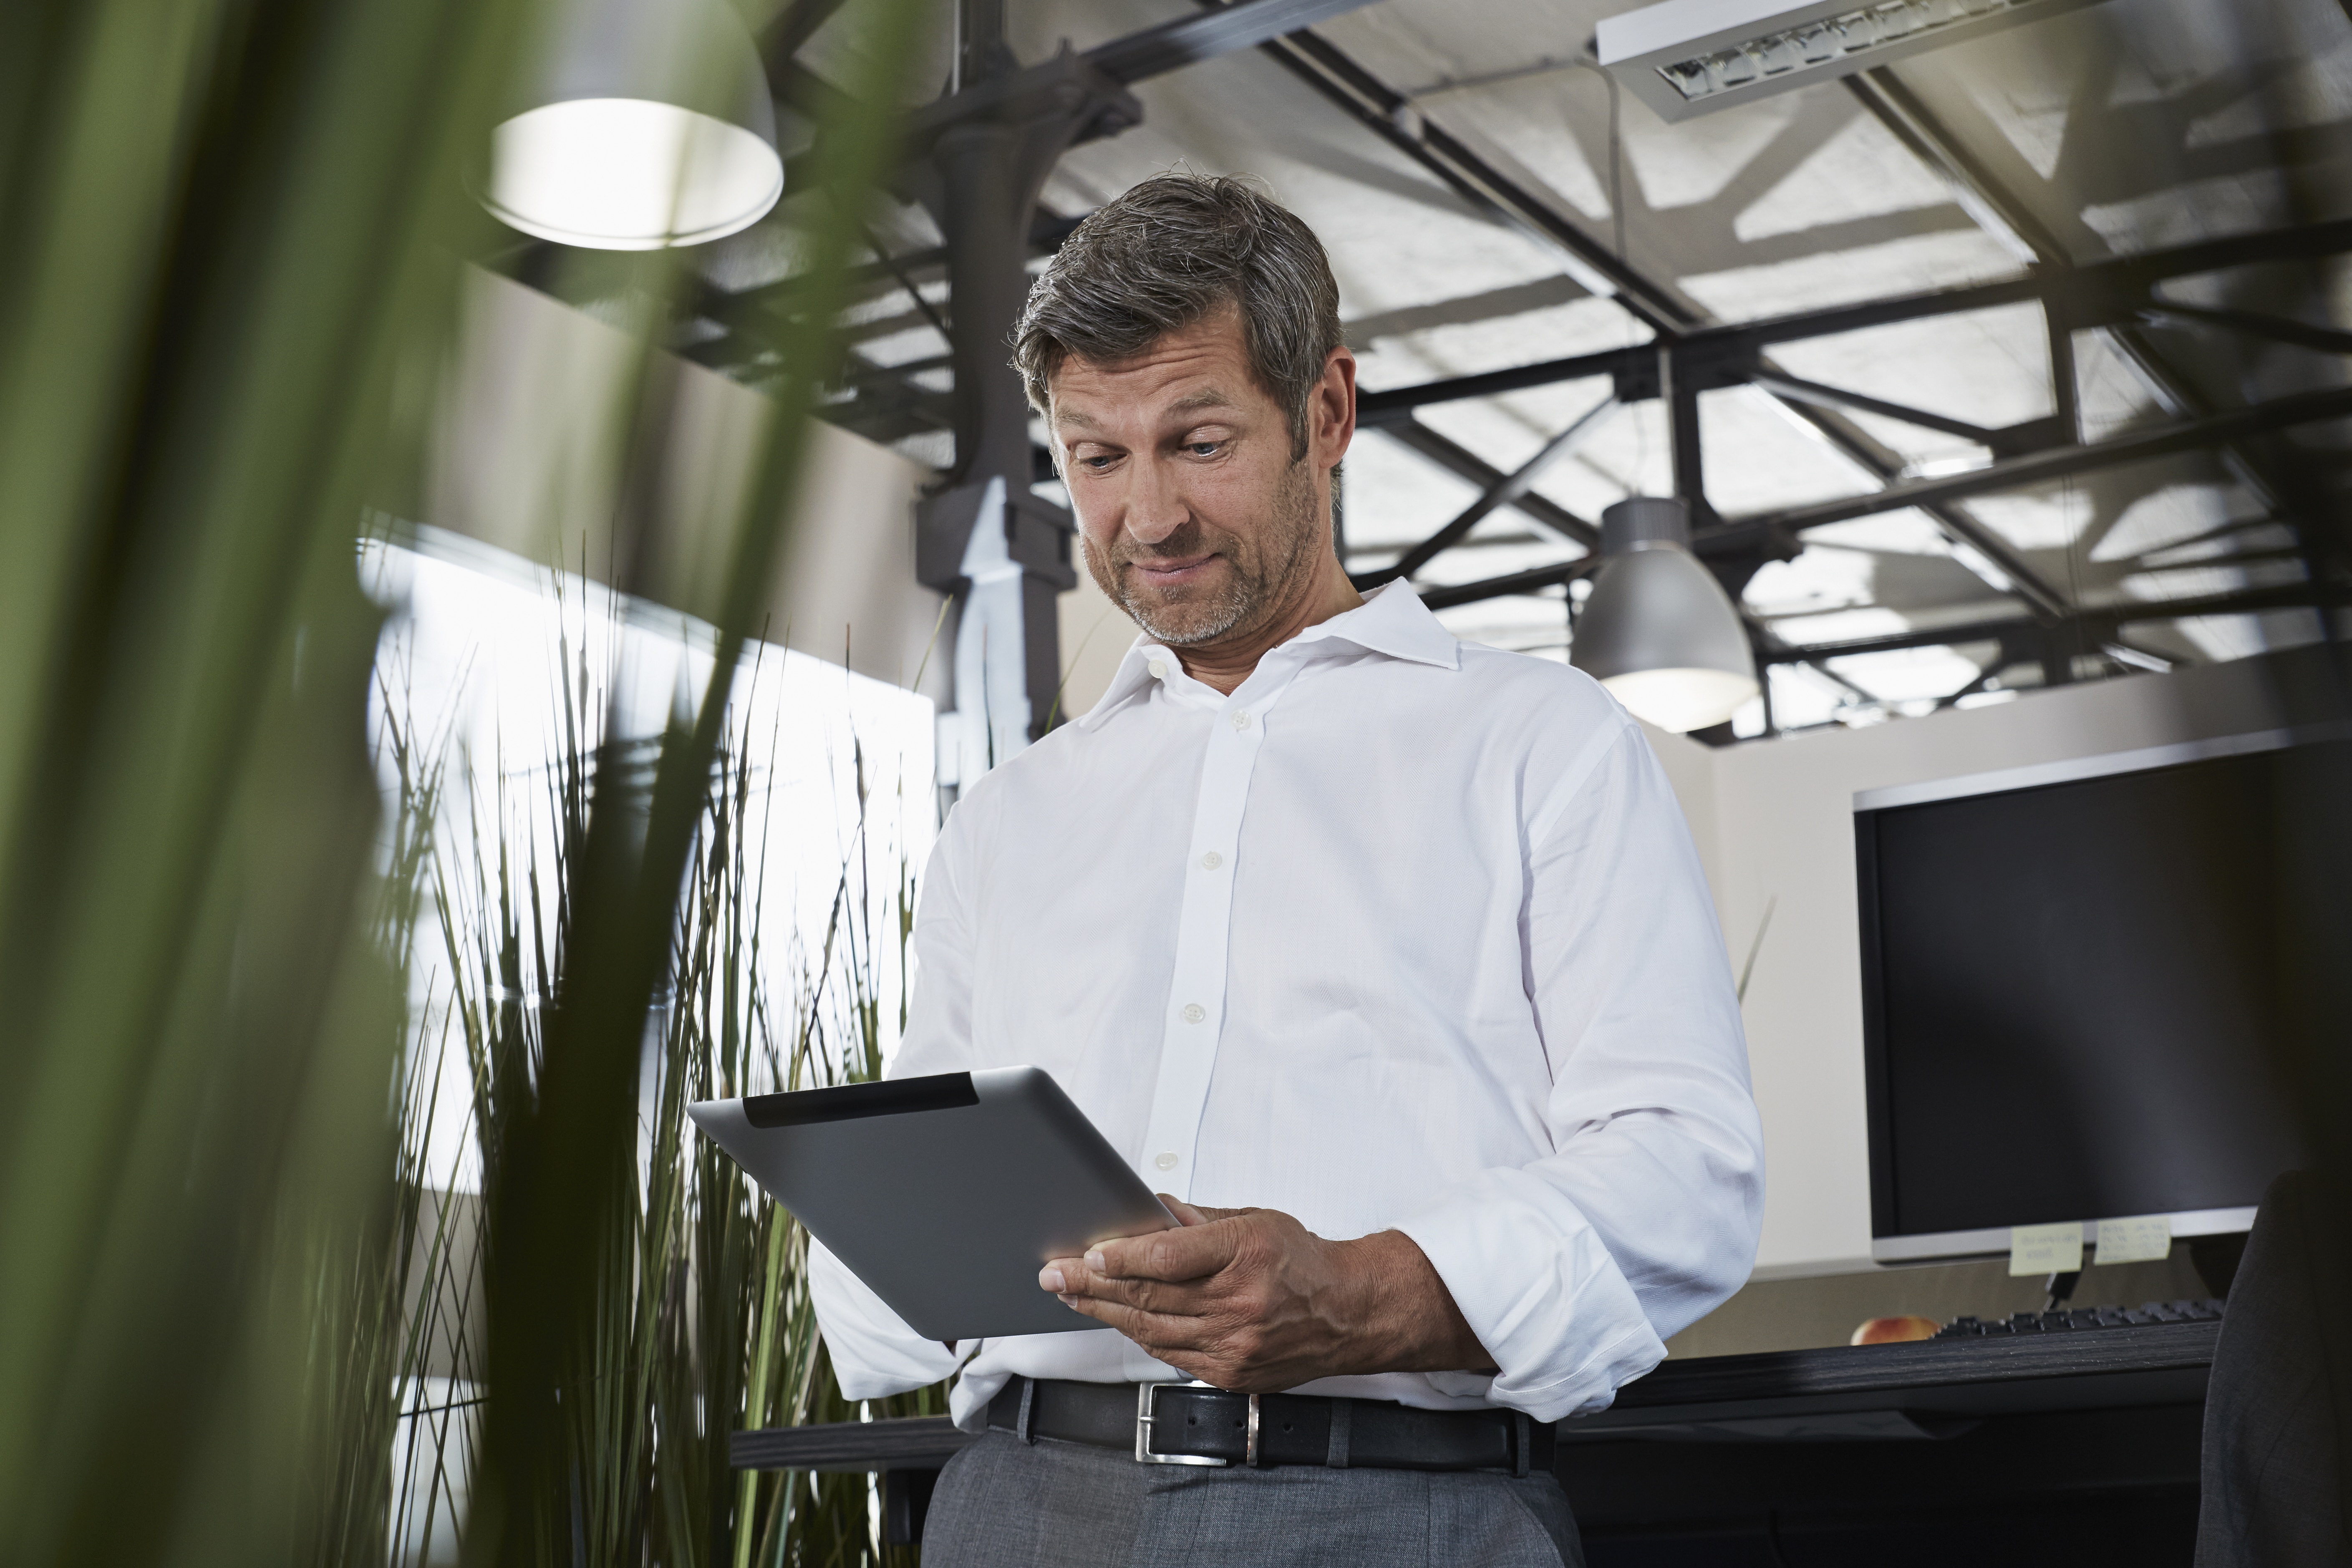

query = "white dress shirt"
[[810, 582, 1764, 1429]]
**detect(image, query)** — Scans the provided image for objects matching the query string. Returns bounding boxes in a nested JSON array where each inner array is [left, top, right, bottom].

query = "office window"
[[365, 528, 937, 1194]]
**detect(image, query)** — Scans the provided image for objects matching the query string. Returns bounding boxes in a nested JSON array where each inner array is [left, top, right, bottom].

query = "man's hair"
[[1013, 173, 1344, 464]]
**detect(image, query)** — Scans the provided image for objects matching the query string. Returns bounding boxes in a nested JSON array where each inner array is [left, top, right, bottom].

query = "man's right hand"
[[1037, 1197, 1492, 1392]]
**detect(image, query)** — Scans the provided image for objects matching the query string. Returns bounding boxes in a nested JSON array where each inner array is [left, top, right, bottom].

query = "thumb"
[[1160, 1196, 1211, 1227]]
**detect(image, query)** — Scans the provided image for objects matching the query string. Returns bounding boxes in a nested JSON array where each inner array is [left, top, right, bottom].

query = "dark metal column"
[[1662, 346, 1705, 518], [936, 124, 1030, 490], [908, 34, 1137, 786]]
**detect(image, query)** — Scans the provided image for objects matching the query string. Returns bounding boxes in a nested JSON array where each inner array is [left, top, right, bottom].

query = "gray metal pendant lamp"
[[1571, 494, 1760, 734], [481, 0, 784, 250]]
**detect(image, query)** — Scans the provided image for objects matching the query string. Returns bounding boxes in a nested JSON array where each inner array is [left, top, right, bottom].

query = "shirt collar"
[[1074, 582, 1459, 731]]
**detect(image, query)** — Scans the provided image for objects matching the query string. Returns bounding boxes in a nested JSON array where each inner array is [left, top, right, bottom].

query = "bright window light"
[[365, 528, 934, 1191]]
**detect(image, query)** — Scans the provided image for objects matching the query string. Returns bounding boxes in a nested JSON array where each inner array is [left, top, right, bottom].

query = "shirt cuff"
[[1393, 1170, 1667, 1424], [807, 1239, 964, 1402]]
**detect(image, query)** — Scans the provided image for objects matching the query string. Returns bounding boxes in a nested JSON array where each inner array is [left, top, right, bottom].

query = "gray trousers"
[[922, 1430, 1584, 1568]]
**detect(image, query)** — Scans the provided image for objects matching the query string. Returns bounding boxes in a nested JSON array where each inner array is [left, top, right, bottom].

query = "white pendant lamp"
[[1571, 496, 1760, 733], [484, 0, 784, 250]]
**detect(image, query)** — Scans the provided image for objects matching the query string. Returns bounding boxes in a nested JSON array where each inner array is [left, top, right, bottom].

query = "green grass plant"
[[0, 0, 924, 1558]]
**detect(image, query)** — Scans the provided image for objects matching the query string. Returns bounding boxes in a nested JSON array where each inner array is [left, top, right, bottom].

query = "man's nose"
[[1123, 459, 1187, 546]]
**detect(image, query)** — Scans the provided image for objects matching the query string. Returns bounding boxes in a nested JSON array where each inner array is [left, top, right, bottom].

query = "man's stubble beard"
[[1084, 458, 1325, 648]]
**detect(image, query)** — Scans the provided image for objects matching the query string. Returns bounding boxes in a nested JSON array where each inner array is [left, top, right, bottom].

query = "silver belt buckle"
[[1134, 1381, 1230, 1466]]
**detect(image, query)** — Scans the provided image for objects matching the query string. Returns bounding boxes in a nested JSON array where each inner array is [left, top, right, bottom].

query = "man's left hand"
[[1038, 1199, 1494, 1393]]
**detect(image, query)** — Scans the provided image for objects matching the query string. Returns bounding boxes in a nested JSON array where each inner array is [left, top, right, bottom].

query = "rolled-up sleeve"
[[1394, 718, 1765, 1422], [805, 812, 984, 1400]]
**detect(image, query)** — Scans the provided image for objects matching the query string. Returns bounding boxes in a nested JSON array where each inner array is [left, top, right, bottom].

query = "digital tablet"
[[688, 1066, 1176, 1339]]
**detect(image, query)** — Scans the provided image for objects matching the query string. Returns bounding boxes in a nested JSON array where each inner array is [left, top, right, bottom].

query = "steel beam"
[[1760, 579, 2351, 665], [2137, 302, 2352, 360], [1356, 348, 1624, 427], [1416, 557, 1602, 611], [708, 209, 1082, 330], [1752, 384, 2352, 536], [1086, 0, 1390, 84], [1364, 394, 1616, 587], [1750, 370, 1998, 445], [1371, 420, 1601, 548]]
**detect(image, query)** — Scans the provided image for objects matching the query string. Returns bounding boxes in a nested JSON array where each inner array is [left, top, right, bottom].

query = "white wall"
[[1056, 557, 1136, 723], [426, 267, 948, 706], [1676, 658, 2317, 1278]]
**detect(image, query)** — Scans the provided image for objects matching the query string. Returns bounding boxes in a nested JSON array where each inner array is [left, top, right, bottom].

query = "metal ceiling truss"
[[1216, 15, 2081, 658], [1841, 63, 2352, 634], [1767, 578, 2352, 672], [1354, 217, 2352, 431], [1228, 21, 2352, 734], [729, 0, 2352, 745], [1353, 214, 2352, 601]]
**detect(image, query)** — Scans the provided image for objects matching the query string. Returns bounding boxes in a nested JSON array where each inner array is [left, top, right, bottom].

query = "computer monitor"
[[1853, 728, 2334, 1265]]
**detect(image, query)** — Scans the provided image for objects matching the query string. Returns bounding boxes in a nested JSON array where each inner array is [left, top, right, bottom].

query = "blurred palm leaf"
[[0, 0, 921, 1560]]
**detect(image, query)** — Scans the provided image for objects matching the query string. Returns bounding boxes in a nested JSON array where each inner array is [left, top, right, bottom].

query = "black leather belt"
[[985, 1377, 1553, 1476]]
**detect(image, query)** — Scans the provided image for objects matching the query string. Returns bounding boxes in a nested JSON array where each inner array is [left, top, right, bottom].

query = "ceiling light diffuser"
[[1596, 0, 2105, 123]]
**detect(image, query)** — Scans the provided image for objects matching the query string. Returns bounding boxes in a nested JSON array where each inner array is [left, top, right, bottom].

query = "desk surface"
[[729, 1319, 2220, 1471], [1572, 1318, 2218, 1440]]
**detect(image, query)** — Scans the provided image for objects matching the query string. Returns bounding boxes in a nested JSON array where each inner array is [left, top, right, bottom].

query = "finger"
[[1043, 1256, 1211, 1317], [1161, 1196, 1210, 1227], [1092, 1220, 1243, 1283], [1054, 1291, 1220, 1352]]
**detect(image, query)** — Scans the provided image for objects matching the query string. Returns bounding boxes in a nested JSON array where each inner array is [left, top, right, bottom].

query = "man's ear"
[[1316, 346, 1358, 467]]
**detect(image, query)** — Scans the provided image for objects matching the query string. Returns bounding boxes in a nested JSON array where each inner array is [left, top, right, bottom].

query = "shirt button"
[[1230, 710, 1252, 730], [1199, 851, 1223, 871], [1147, 660, 1167, 681], [1155, 1152, 1179, 1171], [1181, 1003, 1206, 1024]]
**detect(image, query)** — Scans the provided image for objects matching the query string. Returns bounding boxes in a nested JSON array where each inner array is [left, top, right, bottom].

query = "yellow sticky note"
[[2096, 1215, 2172, 1265], [2009, 1221, 2084, 1276]]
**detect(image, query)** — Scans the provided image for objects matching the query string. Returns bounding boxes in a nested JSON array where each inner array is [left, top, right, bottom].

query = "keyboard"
[[1935, 1299, 2225, 1339]]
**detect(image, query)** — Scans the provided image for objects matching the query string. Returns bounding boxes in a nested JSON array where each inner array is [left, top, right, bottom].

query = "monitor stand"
[[2043, 1269, 2082, 1310]]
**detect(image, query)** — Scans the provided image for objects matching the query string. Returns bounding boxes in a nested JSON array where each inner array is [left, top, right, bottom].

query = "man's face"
[[1049, 309, 1334, 648]]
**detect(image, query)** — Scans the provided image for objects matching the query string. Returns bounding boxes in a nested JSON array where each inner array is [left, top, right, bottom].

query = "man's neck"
[[1172, 550, 1363, 696]]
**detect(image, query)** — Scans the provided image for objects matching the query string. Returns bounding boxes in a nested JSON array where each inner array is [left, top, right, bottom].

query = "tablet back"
[[688, 1066, 1175, 1339]]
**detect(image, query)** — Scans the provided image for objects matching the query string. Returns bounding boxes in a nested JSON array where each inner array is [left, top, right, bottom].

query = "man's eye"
[[1187, 441, 1220, 457], [1079, 454, 1117, 470]]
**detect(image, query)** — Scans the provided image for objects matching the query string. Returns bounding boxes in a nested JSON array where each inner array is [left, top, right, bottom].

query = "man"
[[809, 173, 1764, 1568]]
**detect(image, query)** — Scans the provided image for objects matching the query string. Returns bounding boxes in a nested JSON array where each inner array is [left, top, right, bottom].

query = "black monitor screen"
[[1856, 738, 2334, 1245]]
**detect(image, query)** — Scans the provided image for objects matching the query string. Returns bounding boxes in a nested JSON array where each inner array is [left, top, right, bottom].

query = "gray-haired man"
[[809, 173, 1765, 1568]]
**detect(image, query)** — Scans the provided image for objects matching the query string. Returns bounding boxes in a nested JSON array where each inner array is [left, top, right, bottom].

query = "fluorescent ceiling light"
[[1596, 0, 2107, 123]]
